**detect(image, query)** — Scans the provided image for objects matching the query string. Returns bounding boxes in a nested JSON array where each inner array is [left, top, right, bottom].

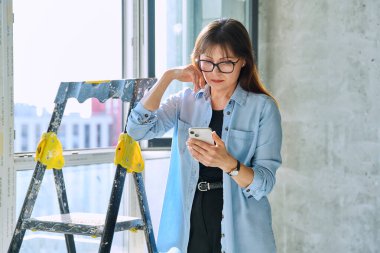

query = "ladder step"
[[22, 213, 144, 237]]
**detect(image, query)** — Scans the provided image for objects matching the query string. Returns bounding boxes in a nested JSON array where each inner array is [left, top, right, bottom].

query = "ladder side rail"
[[8, 101, 69, 253], [7, 163, 47, 253], [53, 169, 77, 253], [133, 172, 158, 253], [99, 80, 137, 252], [49, 102, 77, 253], [98, 165, 127, 253], [127, 79, 157, 252], [99, 78, 157, 252]]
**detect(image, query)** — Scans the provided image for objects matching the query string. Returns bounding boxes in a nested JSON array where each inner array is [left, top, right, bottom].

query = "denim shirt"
[[127, 84, 282, 253]]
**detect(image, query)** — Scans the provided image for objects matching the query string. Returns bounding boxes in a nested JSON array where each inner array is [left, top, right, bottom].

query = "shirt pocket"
[[227, 129, 255, 163], [177, 118, 192, 153]]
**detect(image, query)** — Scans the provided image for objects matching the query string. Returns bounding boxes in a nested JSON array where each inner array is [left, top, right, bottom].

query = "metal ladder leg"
[[48, 99, 76, 253], [133, 172, 158, 253], [99, 165, 127, 253], [7, 163, 47, 253], [8, 101, 76, 253], [8, 102, 65, 252], [53, 169, 76, 253]]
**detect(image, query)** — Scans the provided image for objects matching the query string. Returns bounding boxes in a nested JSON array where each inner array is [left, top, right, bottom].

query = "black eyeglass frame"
[[197, 59, 240, 74]]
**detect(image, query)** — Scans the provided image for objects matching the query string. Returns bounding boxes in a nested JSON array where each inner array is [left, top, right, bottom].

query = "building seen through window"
[[14, 103, 115, 152]]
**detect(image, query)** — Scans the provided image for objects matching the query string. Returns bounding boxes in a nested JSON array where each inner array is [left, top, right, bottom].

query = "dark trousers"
[[187, 187, 223, 253]]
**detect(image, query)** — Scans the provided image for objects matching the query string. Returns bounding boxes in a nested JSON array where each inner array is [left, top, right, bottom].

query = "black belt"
[[197, 181, 223, 191]]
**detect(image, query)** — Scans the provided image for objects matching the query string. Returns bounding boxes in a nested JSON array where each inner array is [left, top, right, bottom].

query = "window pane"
[[144, 154, 171, 238], [16, 164, 127, 252], [13, 0, 122, 152]]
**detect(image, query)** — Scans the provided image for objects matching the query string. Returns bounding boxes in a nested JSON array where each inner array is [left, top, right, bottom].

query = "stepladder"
[[8, 78, 158, 253]]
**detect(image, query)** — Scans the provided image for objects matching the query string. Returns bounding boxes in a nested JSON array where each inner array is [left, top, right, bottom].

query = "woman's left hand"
[[186, 131, 237, 172]]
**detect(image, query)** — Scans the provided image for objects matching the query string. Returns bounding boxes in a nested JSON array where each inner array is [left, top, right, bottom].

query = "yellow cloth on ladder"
[[35, 132, 65, 170], [114, 133, 144, 173]]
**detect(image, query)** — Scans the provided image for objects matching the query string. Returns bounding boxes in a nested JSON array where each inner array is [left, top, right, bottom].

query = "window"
[[72, 124, 79, 149], [84, 124, 91, 149], [35, 124, 41, 148], [20, 124, 28, 152], [108, 124, 114, 147], [12, 0, 124, 251], [96, 124, 102, 148], [13, 0, 122, 152], [58, 124, 66, 150]]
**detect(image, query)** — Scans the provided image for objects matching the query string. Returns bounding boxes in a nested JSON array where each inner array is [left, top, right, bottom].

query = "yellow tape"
[[35, 132, 65, 170], [84, 80, 111, 84], [114, 133, 144, 173], [129, 228, 138, 233]]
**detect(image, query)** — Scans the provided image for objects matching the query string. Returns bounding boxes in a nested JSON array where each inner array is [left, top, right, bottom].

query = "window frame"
[[0, 0, 16, 251]]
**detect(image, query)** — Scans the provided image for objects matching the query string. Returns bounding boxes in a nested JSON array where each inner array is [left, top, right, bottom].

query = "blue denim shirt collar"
[[195, 83, 248, 106]]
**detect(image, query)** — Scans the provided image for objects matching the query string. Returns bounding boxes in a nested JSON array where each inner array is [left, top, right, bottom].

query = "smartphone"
[[188, 127, 214, 145]]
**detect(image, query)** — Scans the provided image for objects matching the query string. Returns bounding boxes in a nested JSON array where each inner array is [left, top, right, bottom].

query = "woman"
[[127, 18, 282, 253]]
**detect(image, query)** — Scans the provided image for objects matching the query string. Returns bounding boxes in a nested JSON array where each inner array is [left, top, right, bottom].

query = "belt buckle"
[[197, 181, 209, 191]]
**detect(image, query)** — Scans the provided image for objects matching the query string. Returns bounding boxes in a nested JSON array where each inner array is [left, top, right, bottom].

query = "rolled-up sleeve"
[[243, 98, 282, 200], [127, 92, 182, 141]]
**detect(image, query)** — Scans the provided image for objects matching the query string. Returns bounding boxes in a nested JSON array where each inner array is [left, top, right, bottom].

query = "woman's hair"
[[191, 18, 275, 101]]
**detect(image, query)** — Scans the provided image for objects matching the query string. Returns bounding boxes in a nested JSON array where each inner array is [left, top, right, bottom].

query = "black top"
[[199, 109, 224, 182], [188, 109, 225, 253]]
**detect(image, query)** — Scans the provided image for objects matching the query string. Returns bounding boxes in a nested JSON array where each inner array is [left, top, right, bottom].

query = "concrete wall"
[[259, 1, 380, 252]]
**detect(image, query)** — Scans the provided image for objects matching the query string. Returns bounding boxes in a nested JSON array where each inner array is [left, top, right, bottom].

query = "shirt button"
[[144, 113, 149, 117], [221, 233, 225, 237], [248, 195, 253, 199], [226, 111, 231, 115], [225, 127, 229, 131], [246, 189, 250, 192]]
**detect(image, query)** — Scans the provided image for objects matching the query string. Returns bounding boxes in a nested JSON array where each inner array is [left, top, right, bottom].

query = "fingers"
[[187, 138, 219, 166], [170, 64, 205, 91], [188, 65, 202, 91], [199, 71, 206, 88], [211, 131, 224, 146], [195, 67, 206, 90], [187, 143, 212, 166], [187, 137, 213, 149], [187, 138, 208, 155]]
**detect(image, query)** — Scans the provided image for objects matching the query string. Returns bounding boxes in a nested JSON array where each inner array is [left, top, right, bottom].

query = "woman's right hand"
[[167, 64, 206, 92], [140, 64, 205, 111]]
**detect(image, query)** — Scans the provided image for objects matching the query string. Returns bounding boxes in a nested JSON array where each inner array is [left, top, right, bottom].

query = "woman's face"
[[199, 45, 245, 93]]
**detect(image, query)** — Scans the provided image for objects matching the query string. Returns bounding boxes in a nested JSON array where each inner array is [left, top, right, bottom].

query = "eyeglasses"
[[198, 59, 240, 74]]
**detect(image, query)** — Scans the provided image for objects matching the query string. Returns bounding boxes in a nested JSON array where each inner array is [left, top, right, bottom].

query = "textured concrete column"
[[0, 0, 15, 252], [259, 1, 380, 253]]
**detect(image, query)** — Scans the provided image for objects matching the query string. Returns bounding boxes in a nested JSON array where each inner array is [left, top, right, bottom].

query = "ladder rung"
[[22, 213, 144, 237]]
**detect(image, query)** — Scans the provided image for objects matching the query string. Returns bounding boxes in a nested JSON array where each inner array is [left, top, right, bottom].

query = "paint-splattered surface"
[[22, 213, 144, 237]]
